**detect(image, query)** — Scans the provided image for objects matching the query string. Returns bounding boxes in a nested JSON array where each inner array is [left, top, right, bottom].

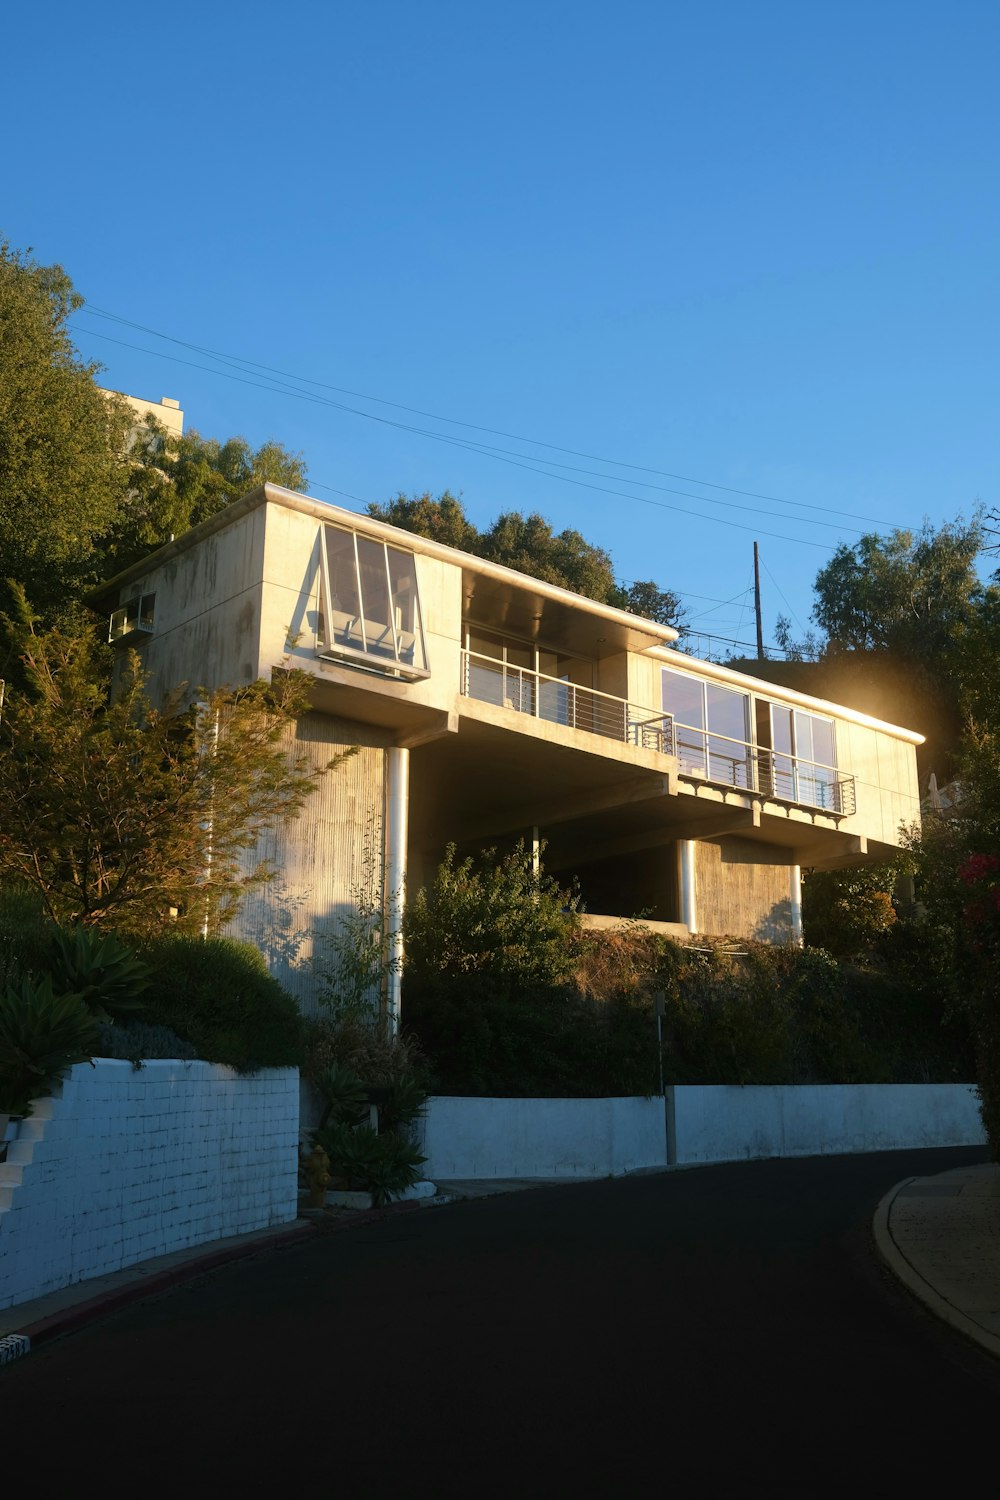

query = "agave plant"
[[315, 1121, 426, 1206], [45, 927, 152, 1023], [0, 976, 98, 1117], [315, 1062, 369, 1129]]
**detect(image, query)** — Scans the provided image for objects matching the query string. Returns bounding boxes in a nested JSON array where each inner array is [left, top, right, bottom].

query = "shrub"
[[303, 1015, 424, 1090], [0, 884, 54, 991], [44, 926, 151, 1021], [0, 976, 98, 1116], [315, 1121, 426, 1206], [142, 937, 304, 1072], [95, 1020, 197, 1067], [404, 841, 579, 988]]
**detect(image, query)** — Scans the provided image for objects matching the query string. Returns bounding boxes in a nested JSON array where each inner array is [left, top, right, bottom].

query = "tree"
[[812, 519, 984, 662], [0, 243, 131, 612], [618, 579, 686, 631], [0, 589, 343, 937], [105, 423, 308, 574], [367, 490, 479, 552], [368, 489, 683, 623]]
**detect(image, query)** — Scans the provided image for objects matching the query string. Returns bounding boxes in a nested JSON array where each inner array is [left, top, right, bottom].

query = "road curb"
[[872, 1177, 1000, 1361], [2, 1196, 431, 1364]]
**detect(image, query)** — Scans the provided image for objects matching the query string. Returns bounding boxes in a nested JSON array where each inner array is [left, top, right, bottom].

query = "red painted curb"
[[17, 1221, 317, 1348]]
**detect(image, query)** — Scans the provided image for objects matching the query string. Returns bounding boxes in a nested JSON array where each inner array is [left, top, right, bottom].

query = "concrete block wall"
[[0, 1059, 299, 1313]]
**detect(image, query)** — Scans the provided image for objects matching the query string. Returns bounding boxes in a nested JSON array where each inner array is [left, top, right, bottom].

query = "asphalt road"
[[3, 1145, 996, 1492]]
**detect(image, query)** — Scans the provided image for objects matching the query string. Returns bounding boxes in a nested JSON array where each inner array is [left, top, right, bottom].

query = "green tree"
[[367, 490, 479, 552], [0, 589, 343, 936], [369, 489, 681, 622], [618, 579, 686, 630], [0, 243, 131, 612], [812, 519, 984, 661], [105, 422, 308, 573]]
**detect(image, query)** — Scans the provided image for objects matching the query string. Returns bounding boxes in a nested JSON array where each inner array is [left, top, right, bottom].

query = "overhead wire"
[[78, 304, 901, 530]]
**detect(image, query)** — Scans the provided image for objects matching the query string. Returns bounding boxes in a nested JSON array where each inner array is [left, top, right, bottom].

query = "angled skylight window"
[[318, 524, 429, 678]]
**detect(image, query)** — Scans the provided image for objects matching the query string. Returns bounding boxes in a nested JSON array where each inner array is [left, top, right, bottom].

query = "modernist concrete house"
[[94, 485, 923, 1017]]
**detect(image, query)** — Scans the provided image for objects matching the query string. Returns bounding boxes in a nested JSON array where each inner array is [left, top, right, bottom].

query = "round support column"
[[678, 839, 698, 934], [385, 747, 410, 1036]]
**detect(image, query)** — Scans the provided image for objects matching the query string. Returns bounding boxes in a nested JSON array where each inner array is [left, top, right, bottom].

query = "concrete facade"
[[0, 1060, 299, 1312], [93, 486, 925, 1000]]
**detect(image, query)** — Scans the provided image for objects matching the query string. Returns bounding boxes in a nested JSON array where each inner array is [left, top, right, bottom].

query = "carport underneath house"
[[92, 484, 924, 1011]]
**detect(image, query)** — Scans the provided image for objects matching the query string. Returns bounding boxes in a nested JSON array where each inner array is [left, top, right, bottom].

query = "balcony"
[[461, 649, 672, 752], [460, 649, 857, 817]]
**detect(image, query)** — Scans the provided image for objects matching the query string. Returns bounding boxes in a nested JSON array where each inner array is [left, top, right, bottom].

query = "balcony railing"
[[672, 723, 857, 817], [461, 650, 674, 753], [461, 650, 857, 818]]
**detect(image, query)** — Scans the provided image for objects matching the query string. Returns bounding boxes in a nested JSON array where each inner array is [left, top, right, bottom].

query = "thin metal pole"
[[754, 540, 764, 661]]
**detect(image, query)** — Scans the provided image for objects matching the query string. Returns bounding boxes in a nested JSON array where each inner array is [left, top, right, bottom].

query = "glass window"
[[662, 670, 750, 785], [320, 525, 428, 677]]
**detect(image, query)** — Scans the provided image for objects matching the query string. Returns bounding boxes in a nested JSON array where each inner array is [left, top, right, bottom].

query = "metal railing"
[[461, 650, 674, 753], [672, 722, 857, 817], [460, 651, 856, 817]]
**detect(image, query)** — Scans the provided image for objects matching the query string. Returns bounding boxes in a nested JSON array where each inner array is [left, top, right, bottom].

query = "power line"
[[75, 322, 839, 552], [76, 304, 901, 531]]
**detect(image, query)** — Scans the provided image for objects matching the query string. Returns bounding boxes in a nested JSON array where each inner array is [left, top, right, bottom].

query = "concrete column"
[[678, 840, 697, 934], [789, 863, 803, 946], [385, 747, 410, 1036], [531, 825, 541, 880]]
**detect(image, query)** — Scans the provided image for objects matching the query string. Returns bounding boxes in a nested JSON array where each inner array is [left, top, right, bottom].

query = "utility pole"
[[753, 541, 764, 660]]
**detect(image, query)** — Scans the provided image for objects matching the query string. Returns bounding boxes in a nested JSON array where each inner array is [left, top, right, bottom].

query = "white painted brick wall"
[[0, 1059, 299, 1312]]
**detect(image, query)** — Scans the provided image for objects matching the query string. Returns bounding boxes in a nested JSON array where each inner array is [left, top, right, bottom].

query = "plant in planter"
[[314, 1121, 427, 1207], [44, 927, 152, 1023], [0, 975, 98, 1120]]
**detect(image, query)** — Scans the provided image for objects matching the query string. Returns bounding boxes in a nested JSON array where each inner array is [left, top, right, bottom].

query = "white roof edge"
[[652, 646, 926, 744], [267, 487, 681, 643], [91, 485, 678, 644]]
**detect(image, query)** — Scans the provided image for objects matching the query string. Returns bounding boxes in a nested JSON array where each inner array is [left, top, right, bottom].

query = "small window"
[[318, 525, 429, 678], [109, 593, 155, 646]]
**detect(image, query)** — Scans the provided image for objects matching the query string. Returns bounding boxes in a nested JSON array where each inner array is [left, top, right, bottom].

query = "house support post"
[[678, 839, 697, 934], [789, 863, 803, 947], [385, 747, 410, 1037]]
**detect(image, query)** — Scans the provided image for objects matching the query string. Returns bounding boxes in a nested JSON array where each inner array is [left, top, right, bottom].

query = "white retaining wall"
[[666, 1083, 986, 1165], [419, 1085, 985, 1179], [419, 1095, 668, 1178], [0, 1059, 299, 1313]]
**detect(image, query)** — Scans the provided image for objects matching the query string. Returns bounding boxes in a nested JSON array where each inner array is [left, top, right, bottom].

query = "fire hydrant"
[[302, 1143, 331, 1209]]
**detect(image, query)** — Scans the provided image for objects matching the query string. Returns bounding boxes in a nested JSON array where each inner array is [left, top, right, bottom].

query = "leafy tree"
[[105, 422, 308, 573], [812, 519, 984, 661], [367, 490, 479, 552], [0, 589, 344, 936], [0, 242, 131, 612], [801, 861, 907, 957], [619, 579, 686, 630], [404, 841, 578, 988], [369, 489, 682, 623]]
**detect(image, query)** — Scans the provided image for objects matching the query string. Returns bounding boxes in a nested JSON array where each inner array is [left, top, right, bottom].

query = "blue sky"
[[4, 0, 997, 652]]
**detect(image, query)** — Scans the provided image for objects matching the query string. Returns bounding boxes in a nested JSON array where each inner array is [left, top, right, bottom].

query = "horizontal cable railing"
[[672, 722, 857, 817], [461, 650, 674, 754], [460, 652, 856, 817]]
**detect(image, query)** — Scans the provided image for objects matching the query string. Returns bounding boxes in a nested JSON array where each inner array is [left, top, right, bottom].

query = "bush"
[[0, 976, 98, 1116], [95, 1020, 197, 1066], [314, 1121, 426, 1206], [44, 926, 151, 1021], [404, 841, 578, 988], [0, 884, 54, 992], [142, 937, 304, 1072], [303, 1015, 424, 1091]]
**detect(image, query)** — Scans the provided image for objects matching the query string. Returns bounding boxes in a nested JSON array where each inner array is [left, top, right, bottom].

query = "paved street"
[[2, 1146, 997, 1491]]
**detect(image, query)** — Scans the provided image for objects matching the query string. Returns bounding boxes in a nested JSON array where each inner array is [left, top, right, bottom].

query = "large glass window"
[[763, 705, 837, 809], [661, 669, 751, 787], [319, 525, 428, 677]]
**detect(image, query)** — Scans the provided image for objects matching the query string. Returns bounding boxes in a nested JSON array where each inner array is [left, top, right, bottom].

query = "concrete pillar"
[[385, 747, 410, 1036], [789, 863, 803, 946], [531, 825, 541, 880], [678, 840, 697, 934]]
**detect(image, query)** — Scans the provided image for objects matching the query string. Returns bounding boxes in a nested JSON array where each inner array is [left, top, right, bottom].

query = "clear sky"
[[3, 0, 997, 653]]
